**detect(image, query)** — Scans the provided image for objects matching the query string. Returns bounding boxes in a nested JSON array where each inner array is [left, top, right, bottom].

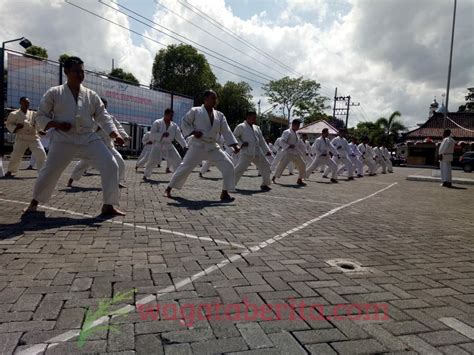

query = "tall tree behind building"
[[109, 68, 140, 86], [151, 44, 217, 104], [24, 45, 48, 59], [216, 81, 255, 128], [262, 76, 328, 123]]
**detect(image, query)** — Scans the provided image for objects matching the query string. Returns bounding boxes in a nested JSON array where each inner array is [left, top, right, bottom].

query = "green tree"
[[262, 76, 328, 123], [109, 68, 140, 85], [350, 121, 386, 146], [375, 111, 406, 136], [58, 53, 70, 64], [24, 45, 48, 59], [151, 44, 217, 104], [215, 81, 255, 128]]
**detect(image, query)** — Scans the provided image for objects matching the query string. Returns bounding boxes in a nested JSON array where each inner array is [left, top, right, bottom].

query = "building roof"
[[404, 112, 474, 141], [298, 120, 339, 135]]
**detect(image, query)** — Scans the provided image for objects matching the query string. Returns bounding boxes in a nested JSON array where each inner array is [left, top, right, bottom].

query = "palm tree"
[[376, 111, 407, 139]]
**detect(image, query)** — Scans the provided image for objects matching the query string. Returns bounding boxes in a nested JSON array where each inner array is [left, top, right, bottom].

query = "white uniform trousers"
[[347, 156, 363, 175], [363, 157, 377, 175], [144, 145, 182, 178], [385, 158, 393, 173], [375, 158, 387, 173], [71, 147, 125, 183], [136, 144, 153, 168], [8, 138, 46, 173], [326, 156, 354, 178], [440, 160, 452, 183], [274, 153, 306, 180], [33, 140, 119, 205], [235, 152, 271, 187], [200, 160, 212, 174], [169, 146, 235, 191], [270, 150, 284, 172], [306, 155, 337, 179]]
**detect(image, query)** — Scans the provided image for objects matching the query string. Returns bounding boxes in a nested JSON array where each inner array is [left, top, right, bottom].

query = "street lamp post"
[[1, 37, 32, 154], [443, 0, 457, 129]]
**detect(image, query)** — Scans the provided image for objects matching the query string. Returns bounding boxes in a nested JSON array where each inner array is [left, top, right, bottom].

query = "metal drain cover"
[[326, 259, 365, 273]]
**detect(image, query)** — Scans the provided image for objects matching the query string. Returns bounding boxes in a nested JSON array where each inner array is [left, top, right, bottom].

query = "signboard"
[[6, 53, 58, 110], [6, 53, 193, 126]]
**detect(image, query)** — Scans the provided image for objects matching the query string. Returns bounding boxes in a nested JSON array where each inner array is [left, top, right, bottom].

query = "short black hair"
[[203, 90, 217, 99], [322, 128, 329, 133], [100, 98, 108, 106], [19, 96, 28, 103], [246, 111, 257, 117], [443, 129, 451, 136], [164, 108, 174, 115], [63, 56, 84, 70], [292, 119, 302, 125]]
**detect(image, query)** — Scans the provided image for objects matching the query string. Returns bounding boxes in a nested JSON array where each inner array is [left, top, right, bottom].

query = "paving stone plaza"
[[1, 162, 473, 354]]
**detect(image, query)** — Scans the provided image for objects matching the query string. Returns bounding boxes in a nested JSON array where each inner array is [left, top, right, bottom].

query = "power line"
[[153, 0, 291, 78], [175, 0, 303, 77], [100, 0, 275, 82], [65, 1, 267, 85]]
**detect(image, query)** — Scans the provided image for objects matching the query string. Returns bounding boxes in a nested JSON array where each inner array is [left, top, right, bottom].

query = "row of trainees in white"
[[136, 107, 393, 197], [4, 56, 393, 216]]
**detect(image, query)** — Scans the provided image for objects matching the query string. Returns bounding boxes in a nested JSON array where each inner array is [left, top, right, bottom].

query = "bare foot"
[[165, 187, 172, 198], [101, 205, 126, 216], [67, 178, 73, 187], [119, 183, 127, 189]]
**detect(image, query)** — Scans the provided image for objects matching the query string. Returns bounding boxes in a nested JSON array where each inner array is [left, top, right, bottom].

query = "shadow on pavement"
[[0, 212, 104, 240]]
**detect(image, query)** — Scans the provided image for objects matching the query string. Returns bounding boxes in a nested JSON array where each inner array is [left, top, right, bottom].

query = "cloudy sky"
[[1, 0, 473, 129]]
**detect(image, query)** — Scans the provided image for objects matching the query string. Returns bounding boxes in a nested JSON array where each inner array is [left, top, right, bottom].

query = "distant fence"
[[4, 50, 194, 154]]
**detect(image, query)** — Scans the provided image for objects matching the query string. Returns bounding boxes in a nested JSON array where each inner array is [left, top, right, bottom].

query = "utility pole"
[[112, 58, 115, 71], [443, 0, 457, 129], [333, 91, 360, 128]]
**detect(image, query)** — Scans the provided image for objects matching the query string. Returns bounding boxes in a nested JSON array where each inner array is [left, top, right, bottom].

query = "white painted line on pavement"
[[16, 182, 397, 354], [439, 317, 474, 340], [0, 198, 245, 249]]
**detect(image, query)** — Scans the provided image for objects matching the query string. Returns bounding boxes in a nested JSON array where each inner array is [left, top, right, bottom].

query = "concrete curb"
[[406, 175, 474, 185]]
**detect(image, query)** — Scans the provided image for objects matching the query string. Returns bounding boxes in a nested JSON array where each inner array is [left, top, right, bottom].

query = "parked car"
[[459, 151, 474, 173], [391, 155, 407, 166]]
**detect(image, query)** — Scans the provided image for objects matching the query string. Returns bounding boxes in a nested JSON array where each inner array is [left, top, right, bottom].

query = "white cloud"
[[0, 0, 153, 84], [1, 0, 473, 128]]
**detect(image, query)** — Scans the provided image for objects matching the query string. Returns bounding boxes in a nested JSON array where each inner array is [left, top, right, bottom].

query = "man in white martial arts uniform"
[[266, 140, 275, 165], [233, 111, 272, 191], [347, 137, 364, 178], [24, 56, 125, 216], [144, 109, 187, 181], [4, 97, 46, 177], [372, 144, 386, 174], [165, 90, 240, 201], [135, 130, 153, 170], [324, 128, 354, 180], [270, 137, 284, 172], [27, 128, 52, 170], [380, 142, 393, 173], [272, 119, 306, 186], [68, 98, 129, 188], [438, 129, 456, 187], [301, 134, 313, 166], [305, 128, 339, 183], [358, 136, 377, 176]]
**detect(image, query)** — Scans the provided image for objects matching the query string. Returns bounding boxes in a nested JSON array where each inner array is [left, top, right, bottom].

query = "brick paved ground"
[[0, 160, 473, 354]]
